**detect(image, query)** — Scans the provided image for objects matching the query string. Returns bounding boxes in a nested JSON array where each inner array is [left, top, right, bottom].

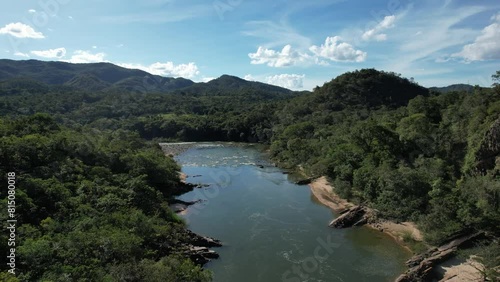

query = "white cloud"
[[119, 62, 199, 78], [385, 5, 485, 74], [92, 45, 97, 49], [266, 74, 305, 89], [201, 76, 216, 82], [244, 74, 256, 81], [68, 16, 73, 20], [54, 49, 199, 78], [452, 12, 500, 61], [66, 50, 107, 63], [243, 74, 305, 90], [309, 36, 367, 62], [249, 36, 366, 67], [31, 47, 67, 59], [14, 52, 30, 58], [28, 9, 36, 14], [248, 45, 311, 67], [0, 22, 44, 39], [362, 15, 396, 41]]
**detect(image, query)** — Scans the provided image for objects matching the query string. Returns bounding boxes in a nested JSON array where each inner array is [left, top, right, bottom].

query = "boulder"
[[295, 178, 315, 185], [185, 229, 222, 248], [329, 205, 368, 228], [186, 245, 220, 265]]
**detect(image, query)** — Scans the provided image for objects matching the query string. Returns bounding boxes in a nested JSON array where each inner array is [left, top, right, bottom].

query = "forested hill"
[[429, 83, 475, 93], [0, 61, 499, 280], [269, 69, 500, 279], [178, 74, 293, 97], [0, 59, 195, 93], [312, 69, 429, 109]]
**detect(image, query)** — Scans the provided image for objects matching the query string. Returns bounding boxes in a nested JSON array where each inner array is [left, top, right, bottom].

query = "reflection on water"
[[176, 144, 410, 282]]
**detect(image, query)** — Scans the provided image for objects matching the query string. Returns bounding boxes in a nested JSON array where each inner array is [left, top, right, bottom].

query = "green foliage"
[[269, 69, 500, 246], [0, 115, 210, 281], [0, 272, 20, 282], [313, 68, 429, 109], [473, 242, 500, 281], [1, 66, 499, 279]]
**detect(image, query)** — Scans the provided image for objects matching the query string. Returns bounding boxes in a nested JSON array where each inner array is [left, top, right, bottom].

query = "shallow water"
[[175, 143, 410, 282]]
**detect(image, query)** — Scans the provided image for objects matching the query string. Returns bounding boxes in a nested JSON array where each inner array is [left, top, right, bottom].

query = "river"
[[174, 143, 411, 282]]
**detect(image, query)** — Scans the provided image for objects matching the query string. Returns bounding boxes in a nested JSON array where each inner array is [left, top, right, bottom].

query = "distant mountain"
[[0, 59, 194, 93], [207, 75, 291, 93], [429, 84, 475, 93], [176, 74, 295, 99], [0, 60, 300, 97]]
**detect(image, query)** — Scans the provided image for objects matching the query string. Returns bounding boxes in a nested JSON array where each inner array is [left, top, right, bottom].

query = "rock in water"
[[187, 246, 220, 265], [329, 205, 368, 228], [185, 229, 222, 247], [295, 178, 315, 185]]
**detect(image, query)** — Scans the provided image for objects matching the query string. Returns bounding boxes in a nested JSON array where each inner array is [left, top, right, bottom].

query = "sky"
[[0, 0, 499, 90]]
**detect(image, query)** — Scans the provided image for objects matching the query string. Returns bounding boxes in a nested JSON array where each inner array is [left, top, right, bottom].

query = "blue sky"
[[0, 0, 499, 90]]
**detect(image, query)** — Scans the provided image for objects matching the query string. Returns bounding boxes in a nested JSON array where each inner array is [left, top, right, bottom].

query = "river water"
[[175, 143, 410, 282]]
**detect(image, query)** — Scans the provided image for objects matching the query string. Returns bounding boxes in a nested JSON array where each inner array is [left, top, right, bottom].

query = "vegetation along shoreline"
[[0, 59, 498, 281]]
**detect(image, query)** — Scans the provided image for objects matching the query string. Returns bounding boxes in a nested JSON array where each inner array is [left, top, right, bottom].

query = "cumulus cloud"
[[266, 74, 305, 89], [0, 22, 44, 39], [31, 47, 67, 59], [248, 45, 311, 67], [28, 9, 36, 14], [119, 62, 200, 78], [309, 36, 367, 62], [66, 50, 107, 63], [452, 13, 500, 61], [201, 76, 216, 82], [14, 52, 30, 58], [244, 74, 256, 81], [362, 15, 396, 41], [249, 36, 366, 67], [243, 73, 305, 90]]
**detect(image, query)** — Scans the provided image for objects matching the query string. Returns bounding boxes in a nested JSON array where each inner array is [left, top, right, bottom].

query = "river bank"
[[309, 176, 485, 282], [309, 176, 423, 250], [170, 144, 418, 281]]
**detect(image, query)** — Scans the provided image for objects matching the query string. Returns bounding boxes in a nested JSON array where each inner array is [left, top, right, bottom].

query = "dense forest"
[[0, 60, 499, 281], [0, 114, 213, 281]]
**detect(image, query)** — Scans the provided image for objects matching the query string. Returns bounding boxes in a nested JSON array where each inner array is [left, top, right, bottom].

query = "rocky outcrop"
[[395, 232, 484, 282], [169, 199, 203, 213], [295, 178, 314, 185], [171, 181, 210, 197], [475, 117, 500, 174], [181, 230, 222, 265], [186, 246, 220, 265], [329, 205, 371, 228], [184, 229, 222, 248]]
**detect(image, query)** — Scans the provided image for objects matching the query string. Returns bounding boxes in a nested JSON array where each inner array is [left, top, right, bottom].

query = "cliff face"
[[476, 117, 500, 174]]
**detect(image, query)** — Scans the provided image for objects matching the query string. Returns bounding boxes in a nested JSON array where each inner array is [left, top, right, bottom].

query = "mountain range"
[[0, 59, 480, 97], [0, 59, 292, 96]]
